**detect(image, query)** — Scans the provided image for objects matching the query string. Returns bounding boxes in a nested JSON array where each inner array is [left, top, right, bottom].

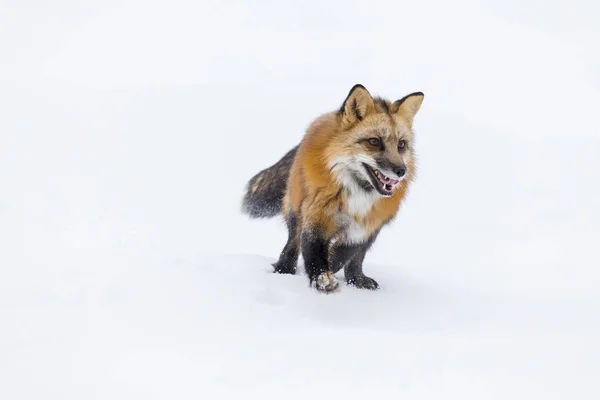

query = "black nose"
[[394, 166, 406, 177]]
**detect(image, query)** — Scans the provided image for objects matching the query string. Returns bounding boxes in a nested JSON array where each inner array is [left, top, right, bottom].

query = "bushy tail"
[[241, 146, 298, 218]]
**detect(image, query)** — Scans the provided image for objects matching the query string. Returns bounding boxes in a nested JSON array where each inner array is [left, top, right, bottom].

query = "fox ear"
[[393, 92, 424, 126], [340, 84, 375, 125]]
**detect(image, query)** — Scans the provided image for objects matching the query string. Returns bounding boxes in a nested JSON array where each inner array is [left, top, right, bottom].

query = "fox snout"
[[392, 165, 406, 178], [376, 160, 406, 179]]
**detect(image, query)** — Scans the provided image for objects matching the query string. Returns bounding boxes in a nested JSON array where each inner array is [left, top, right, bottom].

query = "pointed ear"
[[393, 92, 424, 125], [340, 84, 375, 125]]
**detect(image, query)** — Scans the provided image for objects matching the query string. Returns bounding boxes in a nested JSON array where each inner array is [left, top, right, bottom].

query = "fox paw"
[[347, 275, 379, 290], [272, 262, 296, 275], [314, 272, 340, 293]]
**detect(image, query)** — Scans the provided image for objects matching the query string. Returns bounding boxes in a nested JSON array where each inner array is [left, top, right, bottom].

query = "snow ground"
[[1, 1, 600, 399]]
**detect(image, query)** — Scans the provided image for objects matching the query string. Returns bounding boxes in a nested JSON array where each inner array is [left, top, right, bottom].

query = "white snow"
[[1, 1, 600, 399]]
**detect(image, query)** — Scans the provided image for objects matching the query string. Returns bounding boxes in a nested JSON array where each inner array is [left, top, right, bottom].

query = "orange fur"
[[243, 84, 424, 291], [285, 86, 423, 243]]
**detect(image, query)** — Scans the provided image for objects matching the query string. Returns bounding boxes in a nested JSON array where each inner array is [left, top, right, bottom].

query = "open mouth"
[[362, 163, 400, 197]]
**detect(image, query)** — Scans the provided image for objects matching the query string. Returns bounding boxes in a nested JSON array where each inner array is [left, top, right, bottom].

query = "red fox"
[[242, 85, 424, 292]]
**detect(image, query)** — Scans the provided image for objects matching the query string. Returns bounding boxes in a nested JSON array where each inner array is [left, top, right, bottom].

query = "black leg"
[[344, 232, 380, 290], [329, 242, 365, 274], [272, 212, 300, 274], [301, 229, 338, 292]]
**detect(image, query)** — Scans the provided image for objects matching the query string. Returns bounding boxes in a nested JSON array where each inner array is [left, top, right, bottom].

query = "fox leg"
[[301, 229, 339, 293], [272, 212, 300, 274], [344, 233, 380, 290], [329, 242, 364, 274]]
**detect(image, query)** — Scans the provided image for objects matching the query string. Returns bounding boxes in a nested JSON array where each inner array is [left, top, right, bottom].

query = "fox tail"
[[241, 146, 298, 218]]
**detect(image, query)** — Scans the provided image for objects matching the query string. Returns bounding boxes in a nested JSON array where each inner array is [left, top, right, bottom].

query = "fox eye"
[[367, 138, 381, 147], [398, 140, 407, 150]]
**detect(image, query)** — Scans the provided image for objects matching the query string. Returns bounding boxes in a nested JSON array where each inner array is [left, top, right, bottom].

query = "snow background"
[[1, 0, 599, 398]]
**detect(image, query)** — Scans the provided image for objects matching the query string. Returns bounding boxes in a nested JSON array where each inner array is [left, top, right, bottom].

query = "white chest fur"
[[334, 212, 370, 245], [331, 187, 378, 245], [346, 190, 379, 217]]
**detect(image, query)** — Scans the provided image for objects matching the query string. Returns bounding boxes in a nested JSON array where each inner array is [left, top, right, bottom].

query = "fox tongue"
[[375, 170, 388, 183], [375, 170, 397, 190]]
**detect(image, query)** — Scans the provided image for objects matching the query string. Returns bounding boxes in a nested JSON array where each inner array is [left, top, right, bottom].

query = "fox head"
[[326, 84, 424, 198]]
